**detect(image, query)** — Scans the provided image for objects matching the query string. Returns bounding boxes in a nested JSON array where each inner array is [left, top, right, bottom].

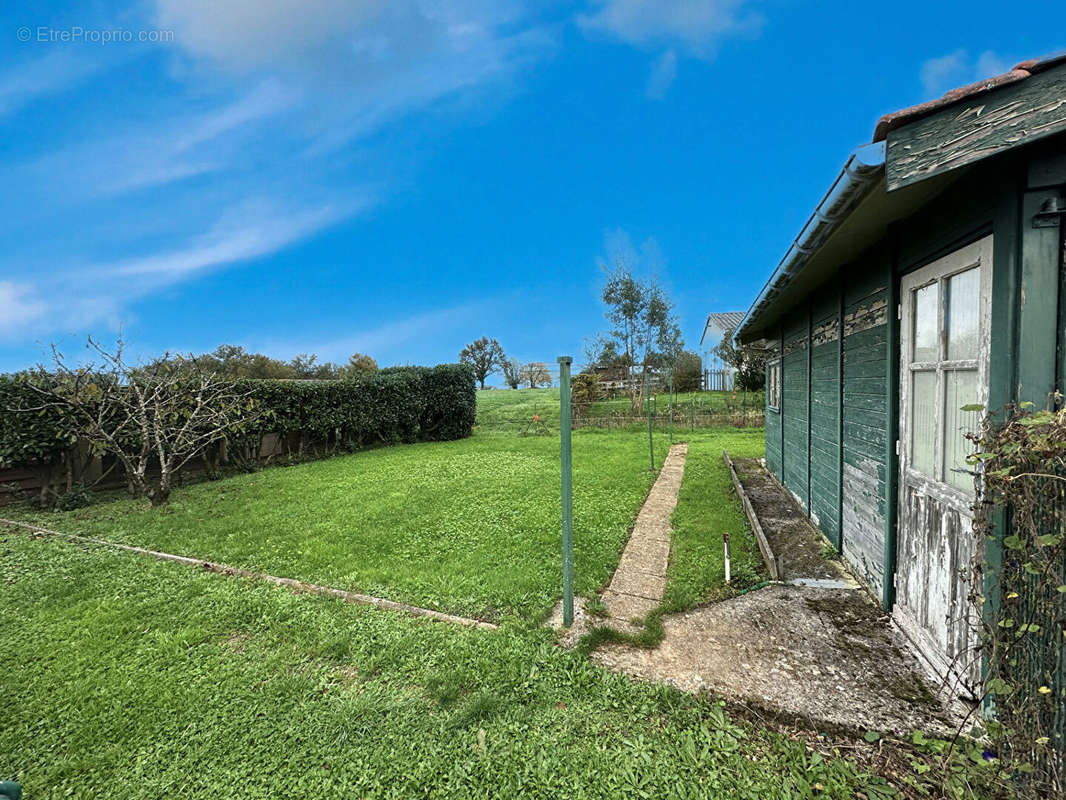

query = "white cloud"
[[152, 0, 550, 153], [975, 50, 1012, 81], [0, 282, 47, 336], [107, 200, 354, 279], [0, 51, 101, 116], [920, 49, 1014, 98], [0, 1, 554, 347], [0, 197, 364, 341], [578, 0, 763, 58], [154, 0, 384, 72], [271, 302, 483, 363], [646, 50, 677, 99]]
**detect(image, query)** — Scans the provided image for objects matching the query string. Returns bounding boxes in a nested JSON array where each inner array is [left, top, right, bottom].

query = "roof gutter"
[[735, 140, 886, 342]]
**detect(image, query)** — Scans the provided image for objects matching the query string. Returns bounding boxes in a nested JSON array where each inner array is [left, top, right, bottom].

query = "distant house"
[[699, 311, 745, 390], [735, 53, 1066, 690]]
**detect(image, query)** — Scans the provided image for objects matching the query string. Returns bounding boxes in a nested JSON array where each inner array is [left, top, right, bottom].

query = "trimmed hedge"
[[0, 364, 476, 496], [239, 364, 476, 451]]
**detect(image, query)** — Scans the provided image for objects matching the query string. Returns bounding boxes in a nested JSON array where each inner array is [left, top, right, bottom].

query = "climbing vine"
[[968, 399, 1066, 797]]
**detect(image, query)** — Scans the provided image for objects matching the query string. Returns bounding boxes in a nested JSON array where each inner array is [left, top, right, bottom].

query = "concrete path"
[[547, 443, 688, 640], [589, 457, 965, 736], [600, 443, 687, 626]]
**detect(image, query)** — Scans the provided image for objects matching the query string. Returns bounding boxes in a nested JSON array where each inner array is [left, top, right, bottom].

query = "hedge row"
[[0, 364, 476, 475], [238, 364, 476, 452]]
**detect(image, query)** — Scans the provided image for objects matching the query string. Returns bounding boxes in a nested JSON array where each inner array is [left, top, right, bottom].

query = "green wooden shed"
[[735, 53, 1066, 690]]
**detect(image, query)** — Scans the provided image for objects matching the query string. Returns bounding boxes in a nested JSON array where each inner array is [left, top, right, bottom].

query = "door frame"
[[894, 234, 993, 691]]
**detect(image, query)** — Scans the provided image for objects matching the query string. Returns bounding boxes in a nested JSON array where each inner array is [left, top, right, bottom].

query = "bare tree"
[[520, 362, 551, 389], [24, 338, 262, 507], [501, 358, 522, 390]]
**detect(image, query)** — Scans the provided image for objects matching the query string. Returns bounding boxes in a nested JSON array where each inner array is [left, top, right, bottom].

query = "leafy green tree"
[[672, 351, 702, 393], [459, 337, 506, 389], [288, 354, 344, 380], [595, 260, 683, 409], [714, 329, 766, 391], [345, 352, 378, 375]]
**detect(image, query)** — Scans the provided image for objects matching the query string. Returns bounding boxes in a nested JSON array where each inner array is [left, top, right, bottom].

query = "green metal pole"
[[558, 356, 574, 627], [669, 374, 674, 444], [645, 369, 655, 470]]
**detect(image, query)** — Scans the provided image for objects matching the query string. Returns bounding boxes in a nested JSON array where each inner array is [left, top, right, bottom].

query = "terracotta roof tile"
[[872, 52, 1066, 142]]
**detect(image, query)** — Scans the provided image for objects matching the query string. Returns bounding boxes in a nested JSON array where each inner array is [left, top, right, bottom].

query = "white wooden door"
[[896, 235, 992, 693]]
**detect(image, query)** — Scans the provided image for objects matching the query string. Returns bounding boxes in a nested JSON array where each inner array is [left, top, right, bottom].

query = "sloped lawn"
[[6, 431, 671, 621], [0, 533, 897, 799]]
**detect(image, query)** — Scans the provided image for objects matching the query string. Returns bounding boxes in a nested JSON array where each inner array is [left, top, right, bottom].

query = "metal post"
[[723, 533, 731, 583], [645, 369, 655, 471], [558, 356, 574, 627], [669, 374, 674, 443]]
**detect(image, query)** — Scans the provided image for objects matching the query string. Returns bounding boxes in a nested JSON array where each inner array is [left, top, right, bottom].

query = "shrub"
[[0, 364, 476, 505], [672, 351, 702, 393], [571, 373, 602, 416]]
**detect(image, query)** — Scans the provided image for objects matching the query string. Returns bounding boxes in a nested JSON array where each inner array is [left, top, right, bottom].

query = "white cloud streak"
[[645, 50, 677, 99], [0, 282, 48, 337], [0, 0, 554, 344], [920, 49, 1013, 98], [108, 202, 352, 279], [578, 0, 763, 58], [0, 51, 101, 116]]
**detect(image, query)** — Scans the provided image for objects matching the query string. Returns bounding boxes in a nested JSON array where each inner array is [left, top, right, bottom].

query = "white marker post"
[[723, 532, 731, 584]]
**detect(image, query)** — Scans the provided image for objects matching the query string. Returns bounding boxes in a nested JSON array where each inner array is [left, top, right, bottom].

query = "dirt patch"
[[593, 584, 958, 737], [732, 458, 843, 582], [221, 631, 252, 652]]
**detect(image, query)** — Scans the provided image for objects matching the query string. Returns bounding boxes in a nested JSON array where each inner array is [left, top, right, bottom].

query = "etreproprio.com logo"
[[17, 25, 174, 44]]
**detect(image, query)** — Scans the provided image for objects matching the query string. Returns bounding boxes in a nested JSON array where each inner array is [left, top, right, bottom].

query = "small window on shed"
[[767, 359, 781, 411]]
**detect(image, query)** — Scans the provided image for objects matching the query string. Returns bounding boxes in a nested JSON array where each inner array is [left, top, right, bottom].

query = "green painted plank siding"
[[782, 314, 810, 510], [809, 294, 841, 548], [841, 267, 890, 597], [765, 340, 783, 478]]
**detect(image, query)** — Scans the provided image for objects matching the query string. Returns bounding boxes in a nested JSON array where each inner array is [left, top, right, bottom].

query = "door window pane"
[[944, 369, 980, 491], [947, 267, 980, 361], [913, 283, 938, 362], [911, 370, 937, 477]]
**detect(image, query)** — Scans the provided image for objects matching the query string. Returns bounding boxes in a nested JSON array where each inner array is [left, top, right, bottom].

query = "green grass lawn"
[[2, 424, 1007, 797], [664, 431, 767, 610], [3, 428, 766, 623], [6, 431, 674, 622], [1, 532, 902, 799]]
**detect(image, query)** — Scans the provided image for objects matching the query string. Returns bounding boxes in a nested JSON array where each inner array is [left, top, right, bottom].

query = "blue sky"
[[1, 1, 1062, 382]]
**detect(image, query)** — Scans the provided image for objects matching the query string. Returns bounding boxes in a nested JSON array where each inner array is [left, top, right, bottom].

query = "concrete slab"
[[608, 569, 667, 600], [593, 585, 962, 737], [617, 536, 670, 568], [601, 589, 658, 622]]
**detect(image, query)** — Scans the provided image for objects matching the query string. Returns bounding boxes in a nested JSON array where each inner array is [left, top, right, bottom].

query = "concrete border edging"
[[722, 451, 780, 580], [0, 518, 498, 631]]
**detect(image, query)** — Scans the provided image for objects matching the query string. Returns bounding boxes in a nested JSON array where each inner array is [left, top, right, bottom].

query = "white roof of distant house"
[[700, 312, 746, 346]]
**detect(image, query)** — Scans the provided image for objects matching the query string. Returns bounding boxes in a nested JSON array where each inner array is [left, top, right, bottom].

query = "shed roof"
[[700, 312, 746, 345], [873, 53, 1066, 142], [736, 52, 1066, 343]]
